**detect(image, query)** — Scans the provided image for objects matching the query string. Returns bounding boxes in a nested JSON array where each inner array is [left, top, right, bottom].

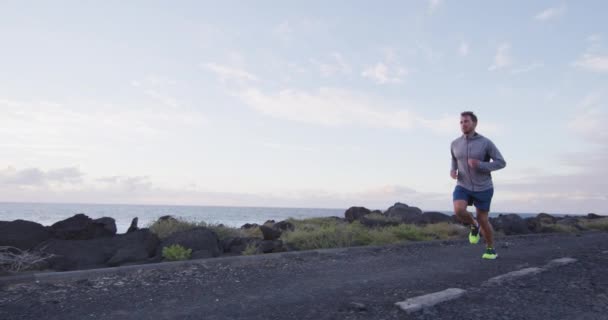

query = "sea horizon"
[[0, 201, 584, 234]]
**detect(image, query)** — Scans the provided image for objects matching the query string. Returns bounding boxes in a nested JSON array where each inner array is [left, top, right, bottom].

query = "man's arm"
[[450, 147, 458, 179], [477, 141, 506, 172]]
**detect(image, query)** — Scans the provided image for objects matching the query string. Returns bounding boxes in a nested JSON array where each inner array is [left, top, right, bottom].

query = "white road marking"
[[544, 257, 577, 269], [395, 257, 580, 313], [484, 267, 543, 286], [395, 288, 466, 314]]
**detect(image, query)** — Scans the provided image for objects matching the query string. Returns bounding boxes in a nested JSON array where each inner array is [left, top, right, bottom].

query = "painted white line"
[[395, 288, 466, 314], [544, 257, 577, 269], [484, 257, 578, 287], [484, 267, 543, 286]]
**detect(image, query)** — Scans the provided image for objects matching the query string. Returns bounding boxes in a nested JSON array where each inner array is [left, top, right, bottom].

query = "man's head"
[[460, 111, 477, 134]]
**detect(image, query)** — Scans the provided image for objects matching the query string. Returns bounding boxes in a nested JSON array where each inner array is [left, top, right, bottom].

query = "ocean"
[[0, 202, 544, 233], [0, 202, 347, 233]]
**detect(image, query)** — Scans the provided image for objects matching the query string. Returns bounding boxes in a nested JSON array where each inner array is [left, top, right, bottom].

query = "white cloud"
[[143, 89, 180, 108], [572, 34, 608, 73], [261, 141, 318, 153], [0, 166, 449, 213], [237, 86, 499, 136], [510, 62, 544, 74], [458, 42, 469, 56], [362, 63, 406, 84], [498, 93, 608, 214], [312, 52, 352, 77], [131, 75, 180, 108], [573, 54, 608, 73], [0, 98, 208, 163], [238, 87, 415, 128], [488, 43, 512, 71], [534, 4, 566, 21], [362, 48, 408, 84], [202, 63, 258, 83], [568, 93, 608, 143], [0, 166, 83, 186], [417, 114, 502, 135], [428, 0, 443, 14]]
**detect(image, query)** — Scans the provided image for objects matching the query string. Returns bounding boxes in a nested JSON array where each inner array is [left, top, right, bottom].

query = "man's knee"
[[453, 201, 468, 214], [477, 211, 489, 223]]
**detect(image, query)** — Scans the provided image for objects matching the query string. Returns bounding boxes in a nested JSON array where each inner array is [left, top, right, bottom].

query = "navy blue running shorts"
[[453, 185, 494, 211]]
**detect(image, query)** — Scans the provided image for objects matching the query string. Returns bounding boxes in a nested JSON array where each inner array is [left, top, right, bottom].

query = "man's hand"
[[450, 170, 458, 179], [468, 159, 480, 169]]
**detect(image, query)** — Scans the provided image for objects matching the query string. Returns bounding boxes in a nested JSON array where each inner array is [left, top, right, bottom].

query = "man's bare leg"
[[476, 209, 494, 248], [453, 200, 477, 226]]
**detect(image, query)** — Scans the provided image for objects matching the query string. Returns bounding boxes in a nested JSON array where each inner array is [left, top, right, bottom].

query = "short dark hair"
[[460, 111, 477, 123]]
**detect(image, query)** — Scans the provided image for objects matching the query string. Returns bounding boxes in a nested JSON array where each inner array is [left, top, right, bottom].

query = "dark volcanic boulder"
[[0, 220, 51, 250], [260, 225, 282, 240], [525, 217, 541, 233], [359, 215, 400, 228], [490, 214, 529, 235], [38, 229, 159, 271], [94, 217, 117, 235], [158, 227, 221, 259], [587, 213, 604, 220], [344, 207, 372, 223], [106, 230, 160, 266], [50, 214, 116, 240], [240, 223, 260, 229], [384, 203, 423, 223], [416, 212, 452, 225], [38, 239, 109, 270], [537, 213, 558, 224], [556, 217, 584, 230], [127, 217, 139, 233], [273, 220, 295, 232], [258, 240, 285, 253], [221, 237, 262, 254]]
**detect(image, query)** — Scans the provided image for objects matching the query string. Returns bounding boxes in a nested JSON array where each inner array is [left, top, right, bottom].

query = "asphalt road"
[[1, 232, 607, 320]]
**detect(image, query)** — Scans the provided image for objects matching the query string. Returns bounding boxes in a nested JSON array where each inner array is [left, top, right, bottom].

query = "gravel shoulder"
[[1, 232, 607, 320]]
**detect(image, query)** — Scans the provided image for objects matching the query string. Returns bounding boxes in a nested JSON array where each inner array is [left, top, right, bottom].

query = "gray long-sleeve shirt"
[[451, 132, 506, 191]]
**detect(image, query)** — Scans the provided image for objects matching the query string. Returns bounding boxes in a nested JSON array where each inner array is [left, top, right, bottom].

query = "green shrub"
[[162, 244, 192, 261], [280, 217, 469, 250], [200, 222, 245, 241], [285, 217, 344, 232], [149, 218, 201, 239], [579, 218, 608, 231], [421, 222, 468, 239], [541, 223, 579, 234], [362, 213, 402, 224], [240, 226, 263, 238], [149, 217, 263, 241], [241, 243, 259, 255]]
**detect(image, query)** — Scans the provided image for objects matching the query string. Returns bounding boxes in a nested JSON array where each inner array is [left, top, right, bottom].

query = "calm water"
[[0, 202, 346, 233], [0, 202, 545, 233]]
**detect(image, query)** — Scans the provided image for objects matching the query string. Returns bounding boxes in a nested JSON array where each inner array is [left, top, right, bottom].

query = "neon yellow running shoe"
[[469, 225, 480, 244], [482, 247, 498, 260]]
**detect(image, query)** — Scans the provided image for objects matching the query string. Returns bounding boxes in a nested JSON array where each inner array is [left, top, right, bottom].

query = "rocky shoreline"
[[0, 202, 605, 274]]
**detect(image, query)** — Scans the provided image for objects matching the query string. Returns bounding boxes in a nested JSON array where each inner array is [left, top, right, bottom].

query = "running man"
[[451, 111, 506, 259]]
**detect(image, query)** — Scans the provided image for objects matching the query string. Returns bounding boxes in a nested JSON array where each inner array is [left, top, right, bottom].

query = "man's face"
[[460, 115, 476, 134]]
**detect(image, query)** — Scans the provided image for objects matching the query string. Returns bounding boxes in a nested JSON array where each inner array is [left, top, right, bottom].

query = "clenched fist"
[[450, 170, 458, 179]]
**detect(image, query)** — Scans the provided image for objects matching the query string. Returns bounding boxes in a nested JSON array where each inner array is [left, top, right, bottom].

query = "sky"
[[0, 1, 607, 214]]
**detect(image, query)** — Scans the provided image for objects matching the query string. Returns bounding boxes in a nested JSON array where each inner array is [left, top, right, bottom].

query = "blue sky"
[[1, 1, 607, 214]]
